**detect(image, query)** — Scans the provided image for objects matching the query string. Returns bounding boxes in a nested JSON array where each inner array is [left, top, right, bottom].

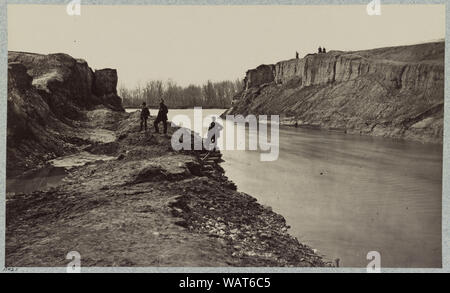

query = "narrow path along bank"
[[6, 109, 333, 267]]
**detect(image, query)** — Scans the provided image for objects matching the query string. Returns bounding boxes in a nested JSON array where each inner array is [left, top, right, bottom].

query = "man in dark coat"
[[140, 102, 150, 131], [206, 116, 223, 151], [154, 99, 168, 134]]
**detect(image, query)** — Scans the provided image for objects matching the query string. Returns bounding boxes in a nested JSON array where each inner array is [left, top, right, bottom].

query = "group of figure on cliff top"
[[140, 99, 168, 134], [318, 46, 327, 53], [295, 46, 327, 59]]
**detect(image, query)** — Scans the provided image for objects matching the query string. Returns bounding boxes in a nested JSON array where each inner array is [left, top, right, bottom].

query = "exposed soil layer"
[[225, 41, 444, 144], [7, 51, 124, 177]]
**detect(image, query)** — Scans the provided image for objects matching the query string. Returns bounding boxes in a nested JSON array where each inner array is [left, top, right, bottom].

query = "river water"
[[223, 124, 442, 268], [133, 108, 442, 268]]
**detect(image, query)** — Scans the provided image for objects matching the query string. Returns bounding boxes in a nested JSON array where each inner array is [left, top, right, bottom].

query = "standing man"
[[140, 102, 150, 131], [206, 116, 223, 151], [296, 51, 299, 59], [154, 99, 168, 134]]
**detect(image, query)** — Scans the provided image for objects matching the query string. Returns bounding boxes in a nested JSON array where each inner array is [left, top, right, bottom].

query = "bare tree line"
[[119, 79, 244, 109]]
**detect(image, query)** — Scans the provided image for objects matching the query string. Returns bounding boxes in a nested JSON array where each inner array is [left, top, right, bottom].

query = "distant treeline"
[[119, 79, 244, 109]]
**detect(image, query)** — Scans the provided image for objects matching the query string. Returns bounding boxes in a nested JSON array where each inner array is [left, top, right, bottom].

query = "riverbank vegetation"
[[119, 79, 244, 109]]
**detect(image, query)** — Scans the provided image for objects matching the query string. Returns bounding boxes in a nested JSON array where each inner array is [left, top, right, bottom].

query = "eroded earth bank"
[[6, 52, 331, 267], [224, 41, 444, 144]]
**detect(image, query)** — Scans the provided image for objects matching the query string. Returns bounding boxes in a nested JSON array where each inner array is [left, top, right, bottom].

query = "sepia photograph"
[[2, 2, 446, 273]]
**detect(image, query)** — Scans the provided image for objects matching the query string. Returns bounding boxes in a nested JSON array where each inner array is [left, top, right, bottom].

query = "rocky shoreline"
[[275, 117, 443, 144], [6, 109, 333, 267]]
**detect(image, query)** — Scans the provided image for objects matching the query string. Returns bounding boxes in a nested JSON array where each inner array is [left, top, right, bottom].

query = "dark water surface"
[[221, 125, 442, 268], [6, 166, 68, 195]]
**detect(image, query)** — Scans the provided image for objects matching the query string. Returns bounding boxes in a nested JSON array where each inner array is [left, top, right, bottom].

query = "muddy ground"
[[6, 109, 333, 267]]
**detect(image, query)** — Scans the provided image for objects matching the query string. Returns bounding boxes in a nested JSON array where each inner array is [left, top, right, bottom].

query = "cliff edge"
[[7, 51, 125, 177], [225, 41, 444, 143]]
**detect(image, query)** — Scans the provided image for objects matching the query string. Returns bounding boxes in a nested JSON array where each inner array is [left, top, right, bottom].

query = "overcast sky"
[[8, 4, 445, 87]]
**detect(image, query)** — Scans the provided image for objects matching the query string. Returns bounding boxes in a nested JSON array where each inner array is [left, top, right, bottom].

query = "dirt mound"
[[7, 51, 126, 177]]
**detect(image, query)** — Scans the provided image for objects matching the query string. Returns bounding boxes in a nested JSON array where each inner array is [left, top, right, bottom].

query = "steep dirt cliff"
[[7, 51, 125, 177], [226, 41, 444, 143]]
